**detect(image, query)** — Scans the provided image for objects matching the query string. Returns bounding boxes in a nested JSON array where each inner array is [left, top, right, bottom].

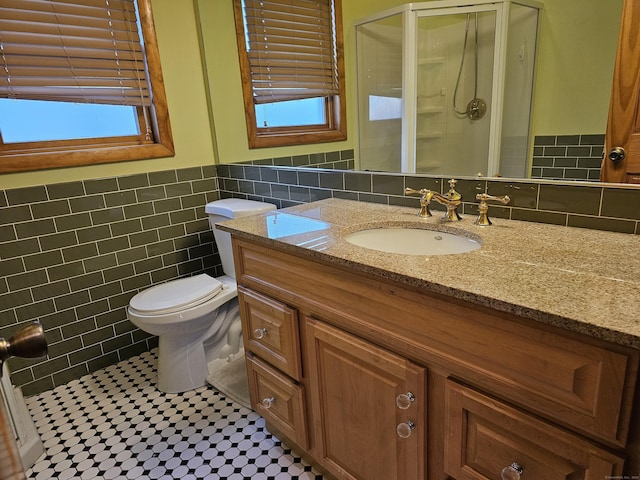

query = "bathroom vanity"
[[218, 198, 640, 480]]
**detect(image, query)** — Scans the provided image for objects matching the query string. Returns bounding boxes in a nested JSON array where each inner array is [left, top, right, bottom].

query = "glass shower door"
[[414, 9, 497, 176], [356, 13, 404, 172]]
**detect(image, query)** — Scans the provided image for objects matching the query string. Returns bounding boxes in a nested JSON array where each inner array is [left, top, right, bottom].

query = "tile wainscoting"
[[532, 134, 605, 182], [0, 166, 220, 396], [218, 149, 639, 235], [2, 147, 639, 396]]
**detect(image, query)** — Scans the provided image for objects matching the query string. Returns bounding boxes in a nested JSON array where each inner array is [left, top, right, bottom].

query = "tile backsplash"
[[217, 150, 640, 235], [2, 148, 639, 397]]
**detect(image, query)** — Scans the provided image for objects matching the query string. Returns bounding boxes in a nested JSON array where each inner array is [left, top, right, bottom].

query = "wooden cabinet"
[[238, 287, 302, 380], [445, 381, 625, 480], [238, 285, 309, 450], [245, 354, 308, 449], [233, 237, 640, 480], [305, 317, 426, 480]]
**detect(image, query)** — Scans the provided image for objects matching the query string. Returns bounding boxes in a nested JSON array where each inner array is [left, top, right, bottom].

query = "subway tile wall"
[[0, 166, 221, 396], [3, 148, 639, 397], [532, 134, 604, 181], [218, 149, 640, 235]]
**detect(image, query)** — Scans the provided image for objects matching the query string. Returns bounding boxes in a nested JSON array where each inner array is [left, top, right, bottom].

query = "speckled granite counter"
[[217, 198, 640, 349]]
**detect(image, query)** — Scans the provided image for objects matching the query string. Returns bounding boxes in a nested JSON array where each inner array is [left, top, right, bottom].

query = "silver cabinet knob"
[[608, 146, 626, 163], [396, 420, 415, 438], [396, 392, 415, 409], [501, 463, 523, 480], [261, 397, 275, 409], [253, 328, 268, 340]]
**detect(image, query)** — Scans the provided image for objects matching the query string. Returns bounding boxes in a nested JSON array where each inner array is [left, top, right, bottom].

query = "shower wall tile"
[[1, 167, 219, 397]]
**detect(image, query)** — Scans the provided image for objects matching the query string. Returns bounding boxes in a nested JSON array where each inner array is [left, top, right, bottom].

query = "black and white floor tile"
[[25, 349, 323, 480]]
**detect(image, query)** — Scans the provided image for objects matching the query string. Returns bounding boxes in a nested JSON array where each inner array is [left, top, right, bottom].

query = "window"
[[233, 0, 347, 148], [0, 0, 174, 173]]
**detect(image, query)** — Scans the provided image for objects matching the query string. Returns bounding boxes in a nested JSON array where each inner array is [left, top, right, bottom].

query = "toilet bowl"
[[127, 198, 276, 393]]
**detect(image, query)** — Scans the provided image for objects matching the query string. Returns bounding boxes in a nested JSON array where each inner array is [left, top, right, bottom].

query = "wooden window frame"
[[233, 0, 347, 149], [0, 0, 174, 173]]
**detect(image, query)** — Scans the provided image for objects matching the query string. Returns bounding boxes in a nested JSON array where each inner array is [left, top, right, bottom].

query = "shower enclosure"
[[356, 0, 540, 176]]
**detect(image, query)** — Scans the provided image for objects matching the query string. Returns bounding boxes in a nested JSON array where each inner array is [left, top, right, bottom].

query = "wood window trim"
[[233, 0, 347, 149], [0, 0, 174, 174]]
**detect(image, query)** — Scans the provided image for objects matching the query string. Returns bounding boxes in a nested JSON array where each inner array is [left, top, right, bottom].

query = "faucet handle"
[[445, 179, 462, 202], [404, 187, 433, 218], [474, 193, 510, 226]]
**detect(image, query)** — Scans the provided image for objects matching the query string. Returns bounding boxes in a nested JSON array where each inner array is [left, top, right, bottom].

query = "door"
[[305, 317, 426, 480], [0, 394, 26, 480], [601, 0, 640, 183]]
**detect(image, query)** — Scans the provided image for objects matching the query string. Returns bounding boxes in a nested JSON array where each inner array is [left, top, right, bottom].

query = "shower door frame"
[[354, 0, 542, 175], [404, 3, 506, 175]]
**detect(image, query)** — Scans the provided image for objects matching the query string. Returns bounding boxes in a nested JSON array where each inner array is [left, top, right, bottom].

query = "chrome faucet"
[[405, 179, 462, 221]]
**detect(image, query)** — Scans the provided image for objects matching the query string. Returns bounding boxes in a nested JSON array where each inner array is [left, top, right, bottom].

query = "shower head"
[[0, 322, 48, 366]]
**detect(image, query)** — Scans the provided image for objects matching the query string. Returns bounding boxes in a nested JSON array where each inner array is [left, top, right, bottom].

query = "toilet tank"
[[205, 199, 276, 278]]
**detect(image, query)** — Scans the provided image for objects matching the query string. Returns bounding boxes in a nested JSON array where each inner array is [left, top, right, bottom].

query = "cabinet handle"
[[396, 392, 415, 409], [261, 397, 275, 409], [253, 327, 268, 340], [501, 463, 523, 480], [396, 420, 415, 438]]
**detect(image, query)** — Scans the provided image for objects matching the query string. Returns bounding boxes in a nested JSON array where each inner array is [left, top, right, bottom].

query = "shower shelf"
[[416, 132, 443, 139], [417, 106, 444, 114], [418, 57, 445, 65]]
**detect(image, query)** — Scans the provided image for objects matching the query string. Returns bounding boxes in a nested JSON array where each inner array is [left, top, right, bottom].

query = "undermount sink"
[[344, 228, 481, 255]]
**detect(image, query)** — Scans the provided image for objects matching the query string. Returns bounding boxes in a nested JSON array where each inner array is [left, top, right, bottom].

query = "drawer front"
[[233, 238, 638, 445], [444, 380, 625, 480], [238, 287, 302, 381], [246, 354, 308, 449]]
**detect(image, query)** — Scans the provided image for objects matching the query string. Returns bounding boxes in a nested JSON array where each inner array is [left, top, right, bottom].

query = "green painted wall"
[[1, 0, 216, 190], [532, 0, 622, 135]]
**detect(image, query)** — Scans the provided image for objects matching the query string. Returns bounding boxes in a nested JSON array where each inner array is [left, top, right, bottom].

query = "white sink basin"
[[344, 228, 481, 255]]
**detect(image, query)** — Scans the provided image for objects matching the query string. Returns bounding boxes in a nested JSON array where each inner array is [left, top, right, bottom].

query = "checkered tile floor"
[[25, 349, 323, 480]]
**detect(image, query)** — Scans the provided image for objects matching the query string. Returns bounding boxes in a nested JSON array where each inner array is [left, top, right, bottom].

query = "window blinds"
[[0, 0, 151, 106], [241, 0, 339, 104]]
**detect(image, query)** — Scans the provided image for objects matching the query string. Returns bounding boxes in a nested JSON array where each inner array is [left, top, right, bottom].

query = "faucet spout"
[[404, 179, 463, 221]]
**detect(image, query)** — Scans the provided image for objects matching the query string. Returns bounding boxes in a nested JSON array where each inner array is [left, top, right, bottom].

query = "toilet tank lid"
[[129, 274, 223, 314], [205, 198, 276, 218]]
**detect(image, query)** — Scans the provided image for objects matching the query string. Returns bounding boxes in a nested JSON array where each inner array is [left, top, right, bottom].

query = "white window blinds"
[[241, 0, 339, 105], [0, 0, 151, 106]]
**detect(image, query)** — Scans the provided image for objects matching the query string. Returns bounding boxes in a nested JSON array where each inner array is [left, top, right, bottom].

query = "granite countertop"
[[217, 198, 640, 349]]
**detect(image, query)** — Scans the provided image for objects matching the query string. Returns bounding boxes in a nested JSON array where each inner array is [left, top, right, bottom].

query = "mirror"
[[198, 0, 628, 185], [353, 0, 623, 181]]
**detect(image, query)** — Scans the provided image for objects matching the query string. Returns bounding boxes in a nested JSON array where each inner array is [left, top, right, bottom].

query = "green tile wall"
[[0, 166, 219, 396], [532, 134, 604, 181], [3, 147, 639, 398], [217, 152, 640, 235]]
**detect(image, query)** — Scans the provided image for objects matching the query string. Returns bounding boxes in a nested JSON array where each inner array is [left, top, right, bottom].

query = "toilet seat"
[[129, 274, 223, 315]]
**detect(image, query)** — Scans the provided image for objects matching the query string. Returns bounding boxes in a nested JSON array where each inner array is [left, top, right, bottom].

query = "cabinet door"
[[306, 317, 426, 480]]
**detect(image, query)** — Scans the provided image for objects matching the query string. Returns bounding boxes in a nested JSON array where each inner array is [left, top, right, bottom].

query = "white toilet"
[[127, 198, 276, 393]]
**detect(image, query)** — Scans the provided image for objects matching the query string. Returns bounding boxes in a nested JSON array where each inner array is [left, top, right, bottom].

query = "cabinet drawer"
[[246, 354, 308, 449], [444, 380, 625, 480], [238, 287, 302, 381]]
